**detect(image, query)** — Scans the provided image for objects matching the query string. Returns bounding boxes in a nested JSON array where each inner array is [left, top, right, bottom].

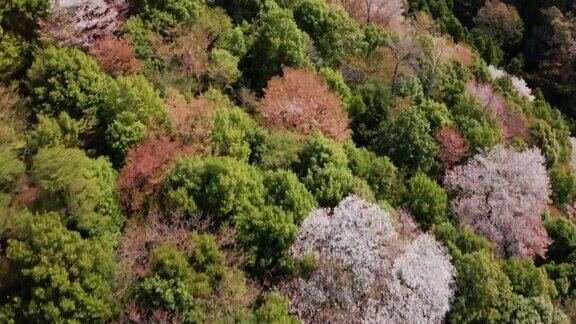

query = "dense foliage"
[[2, 0, 576, 322]]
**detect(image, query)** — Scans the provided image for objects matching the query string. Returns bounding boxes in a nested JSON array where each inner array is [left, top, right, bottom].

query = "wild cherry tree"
[[444, 145, 551, 258], [286, 196, 456, 323], [261, 68, 350, 141], [40, 0, 130, 47]]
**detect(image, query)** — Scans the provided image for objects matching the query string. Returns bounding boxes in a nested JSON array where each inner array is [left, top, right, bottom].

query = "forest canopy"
[[1, 0, 576, 322]]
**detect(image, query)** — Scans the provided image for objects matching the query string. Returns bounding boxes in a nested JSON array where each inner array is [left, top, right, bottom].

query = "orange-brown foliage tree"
[[89, 36, 142, 76], [164, 90, 213, 151], [436, 127, 469, 171], [260, 68, 350, 141], [117, 135, 187, 213]]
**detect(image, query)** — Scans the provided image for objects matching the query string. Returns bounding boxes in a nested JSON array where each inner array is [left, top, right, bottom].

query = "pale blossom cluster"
[[444, 145, 551, 258], [570, 137, 576, 170], [287, 196, 456, 323], [365, 235, 457, 323], [488, 65, 535, 101], [41, 0, 129, 47]]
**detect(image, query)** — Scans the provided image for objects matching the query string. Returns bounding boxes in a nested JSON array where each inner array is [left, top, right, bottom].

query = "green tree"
[[30, 147, 123, 238], [26, 112, 81, 153], [500, 258, 556, 298], [0, 30, 29, 81], [303, 166, 375, 207], [449, 252, 515, 323], [206, 49, 241, 89], [401, 172, 448, 230], [0, 147, 24, 192], [26, 46, 111, 121], [295, 134, 349, 175], [0, 0, 50, 37], [319, 67, 352, 103], [242, 5, 312, 90], [138, 243, 211, 318], [293, 0, 364, 65], [164, 156, 265, 224], [529, 119, 562, 166], [473, 1, 524, 49], [549, 167, 576, 206], [263, 170, 316, 224], [509, 296, 569, 324], [105, 111, 148, 161], [135, 0, 206, 29], [235, 206, 298, 274], [211, 106, 267, 163], [373, 108, 439, 174], [415, 99, 452, 130], [345, 143, 398, 202], [254, 293, 298, 323], [0, 211, 116, 322]]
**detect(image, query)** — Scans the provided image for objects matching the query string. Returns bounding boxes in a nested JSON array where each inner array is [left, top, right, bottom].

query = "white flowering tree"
[[287, 196, 456, 323], [444, 145, 551, 258], [488, 65, 535, 101]]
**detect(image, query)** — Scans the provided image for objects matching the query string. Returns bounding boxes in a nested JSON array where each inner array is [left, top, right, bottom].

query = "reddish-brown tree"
[[89, 36, 142, 76], [436, 127, 469, 171], [117, 135, 188, 213], [260, 68, 350, 142], [164, 90, 213, 151]]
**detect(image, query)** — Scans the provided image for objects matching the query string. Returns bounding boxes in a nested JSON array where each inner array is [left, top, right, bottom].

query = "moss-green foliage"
[[295, 134, 348, 174], [0, 211, 116, 322], [372, 107, 439, 174], [135, 0, 206, 29], [242, 5, 312, 90], [0, 0, 50, 37], [0, 147, 24, 192], [348, 81, 392, 146], [543, 217, 576, 301], [26, 112, 81, 153], [236, 205, 298, 273], [303, 165, 375, 207], [206, 49, 242, 89], [530, 95, 572, 163], [255, 131, 303, 170], [211, 106, 267, 163], [254, 292, 298, 323], [529, 119, 562, 166], [401, 172, 448, 230], [319, 67, 352, 104], [164, 156, 266, 222], [500, 258, 556, 298], [432, 222, 493, 257], [163, 156, 315, 275], [103, 75, 166, 125], [263, 170, 316, 224], [454, 115, 501, 152], [509, 296, 569, 324], [449, 251, 515, 323], [0, 30, 29, 81], [415, 99, 452, 130], [295, 134, 375, 206], [345, 143, 398, 202], [118, 16, 158, 63], [102, 74, 167, 160], [27, 46, 111, 121], [30, 147, 123, 238], [549, 167, 576, 206], [293, 0, 364, 65], [139, 243, 212, 319]]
